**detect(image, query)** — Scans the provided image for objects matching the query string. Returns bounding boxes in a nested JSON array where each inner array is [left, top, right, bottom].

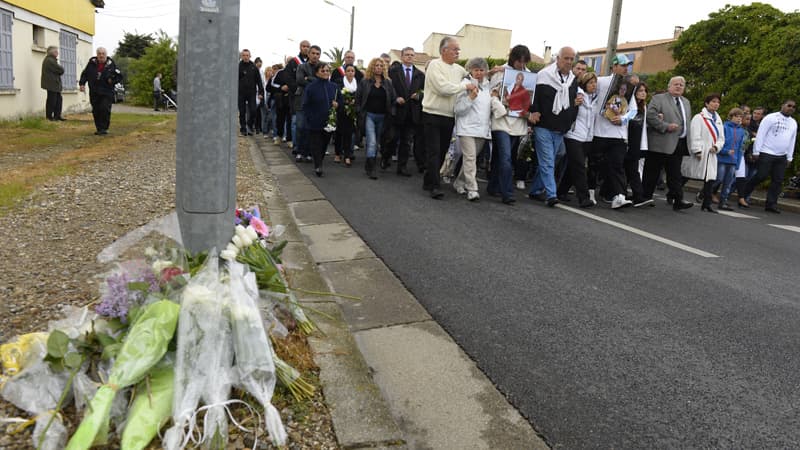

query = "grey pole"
[[176, 0, 240, 253], [603, 0, 623, 75], [349, 6, 354, 51]]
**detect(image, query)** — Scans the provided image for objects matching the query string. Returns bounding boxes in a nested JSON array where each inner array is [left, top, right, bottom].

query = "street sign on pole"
[[176, 0, 240, 253]]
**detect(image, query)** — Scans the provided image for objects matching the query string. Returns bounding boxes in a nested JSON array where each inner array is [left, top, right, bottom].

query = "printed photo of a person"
[[502, 69, 536, 117]]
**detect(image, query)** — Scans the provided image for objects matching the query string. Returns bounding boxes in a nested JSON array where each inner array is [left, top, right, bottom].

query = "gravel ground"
[[0, 113, 338, 449]]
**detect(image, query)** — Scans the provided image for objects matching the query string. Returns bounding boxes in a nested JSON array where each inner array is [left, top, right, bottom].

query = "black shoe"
[[557, 194, 572, 202], [719, 203, 734, 211], [546, 197, 559, 207], [56, 117, 67, 121], [430, 188, 444, 199], [314, 168, 323, 177], [418, 166, 426, 174], [765, 206, 781, 214], [380, 158, 391, 170], [94, 130, 102, 135], [501, 197, 516, 205], [701, 205, 718, 213], [247, 130, 254, 136], [673, 200, 693, 211], [528, 192, 546, 202], [397, 169, 412, 177], [579, 198, 595, 208]]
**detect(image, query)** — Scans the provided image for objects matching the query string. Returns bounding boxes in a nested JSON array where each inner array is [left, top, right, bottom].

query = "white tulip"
[[244, 225, 259, 241], [225, 243, 239, 255], [235, 224, 248, 239], [220, 249, 238, 261], [232, 235, 244, 249]]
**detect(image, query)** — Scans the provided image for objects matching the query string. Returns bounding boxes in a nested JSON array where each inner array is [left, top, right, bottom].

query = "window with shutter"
[[60, 30, 77, 90], [0, 9, 13, 89]]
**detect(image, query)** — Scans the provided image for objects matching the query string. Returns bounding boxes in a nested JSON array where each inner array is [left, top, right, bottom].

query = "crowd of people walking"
[[240, 37, 797, 213]]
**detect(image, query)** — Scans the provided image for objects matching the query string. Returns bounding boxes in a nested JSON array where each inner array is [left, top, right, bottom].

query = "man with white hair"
[[79, 47, 122, 135], [642, 76, 694, 210], [41, 46, 65, 121], [421, 36, 476, 199], [527, 46, 580, 207]]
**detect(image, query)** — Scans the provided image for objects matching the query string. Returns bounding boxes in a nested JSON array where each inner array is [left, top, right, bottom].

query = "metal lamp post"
[[323, 0, 354, 51]]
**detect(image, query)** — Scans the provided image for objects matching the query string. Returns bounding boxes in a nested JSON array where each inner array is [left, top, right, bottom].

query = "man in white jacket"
[[740, 99, 797, 213]]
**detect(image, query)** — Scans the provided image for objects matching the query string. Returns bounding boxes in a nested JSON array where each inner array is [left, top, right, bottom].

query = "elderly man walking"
[[740, 100, 797, 213], [421, 36, 476, 199], [527, 47, 580, 207], [641, 76, 693, 210], [79, 47, 122, 135], [41, 46, 65, 121]]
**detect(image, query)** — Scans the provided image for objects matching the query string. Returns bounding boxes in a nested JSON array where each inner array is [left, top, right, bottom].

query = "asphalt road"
[[289, 148, 800, 448]]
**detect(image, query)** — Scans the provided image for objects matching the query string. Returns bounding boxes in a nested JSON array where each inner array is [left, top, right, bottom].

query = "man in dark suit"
[[331, 50, 363, 85], [642, 76, 693, 210], [388, 47, 425, 176]]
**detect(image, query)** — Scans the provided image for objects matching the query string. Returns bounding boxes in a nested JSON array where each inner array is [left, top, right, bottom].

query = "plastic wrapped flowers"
[[0, 205, 326, 449]]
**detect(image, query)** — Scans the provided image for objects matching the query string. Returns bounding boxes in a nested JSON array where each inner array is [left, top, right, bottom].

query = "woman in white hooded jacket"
[[558, 72, 598, 207], [684, 93, 725, 212], [452, 57, 505, 201]]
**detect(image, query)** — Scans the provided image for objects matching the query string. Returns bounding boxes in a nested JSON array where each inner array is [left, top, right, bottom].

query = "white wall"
[[0, 9, 92, 120]]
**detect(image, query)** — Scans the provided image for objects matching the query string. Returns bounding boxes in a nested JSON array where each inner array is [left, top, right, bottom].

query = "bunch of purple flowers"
[[95, 260, 159, 322]]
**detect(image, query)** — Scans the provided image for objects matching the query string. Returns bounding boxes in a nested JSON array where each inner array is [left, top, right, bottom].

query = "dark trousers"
[[153, 90, 161, 110], [642, 138, 688, 201], [89, 92, 113, 132], [422, 112, 454, 190], [46, 90, 63, 120], [275, 104, 292, 141], [558, 138, 591, 200], [742, 153, 788, 208], [309, 129, 330, 169], [592, 137, 628, 198], [586, 141, 604, 190], [392, 118, 417, 171], [238, 92, 257, 132]]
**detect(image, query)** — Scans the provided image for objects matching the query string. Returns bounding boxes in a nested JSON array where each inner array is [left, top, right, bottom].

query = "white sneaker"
[[442, 176, 451, 184], [516, 180, 526, 190], [611, 194, 633, 209], [588, 189, 596, 204], [467, 191, 480, 201], [287, 141, 294, 149], [273, 137, 280, 144], [455, 186, 466, 195], [282, 137, 287, 142]]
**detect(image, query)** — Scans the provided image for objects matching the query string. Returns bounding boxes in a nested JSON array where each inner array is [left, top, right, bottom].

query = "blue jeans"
[[715, 162, 737, 203], [295, 111, 309, 156], [365, 112, 385, 158], [529, 127, 563, 199], [489, 131, 517, 199]]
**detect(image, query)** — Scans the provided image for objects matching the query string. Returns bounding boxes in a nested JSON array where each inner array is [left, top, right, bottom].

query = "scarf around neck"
[[537, 63, 575, 115]]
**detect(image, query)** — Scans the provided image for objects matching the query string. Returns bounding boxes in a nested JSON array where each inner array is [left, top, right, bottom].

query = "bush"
[[128, 31, 177, 106]]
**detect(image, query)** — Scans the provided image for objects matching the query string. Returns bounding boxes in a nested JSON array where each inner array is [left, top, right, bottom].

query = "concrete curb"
[[248, 138, 549, 450], [682, 179, 800, 214]]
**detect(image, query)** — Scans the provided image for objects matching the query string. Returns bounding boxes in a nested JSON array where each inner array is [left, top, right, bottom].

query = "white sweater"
[[422, 58, 469, 118], [754, 111, 797, 161], [454, 77, 505, 139], [565, 87, 595, 142]]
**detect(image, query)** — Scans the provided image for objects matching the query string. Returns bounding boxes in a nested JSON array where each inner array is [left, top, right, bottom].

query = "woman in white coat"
[[684, 93, 725, 212], [452, 57, 505, 201]]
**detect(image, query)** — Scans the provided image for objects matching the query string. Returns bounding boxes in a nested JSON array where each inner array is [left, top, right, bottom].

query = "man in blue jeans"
[[527, 47, 580, 206]]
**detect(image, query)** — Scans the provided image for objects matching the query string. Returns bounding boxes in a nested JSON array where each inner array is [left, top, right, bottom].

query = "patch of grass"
[[0, 182, 29, 210], [18, 116, 58, 130]]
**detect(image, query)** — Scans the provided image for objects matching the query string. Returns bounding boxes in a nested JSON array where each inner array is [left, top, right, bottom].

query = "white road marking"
[[555, 204, 720, 258], [717, 210, 759, 219], [768, 224, 800, 233]]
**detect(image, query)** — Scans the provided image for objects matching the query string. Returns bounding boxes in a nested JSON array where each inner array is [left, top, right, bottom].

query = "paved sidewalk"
[[248, 138, 548, 449]]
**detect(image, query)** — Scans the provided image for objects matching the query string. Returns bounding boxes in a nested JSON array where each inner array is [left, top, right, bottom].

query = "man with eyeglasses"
[[389, 47, 426, 176], [739, 99, 797, 213], [421, 36, 476, 199]]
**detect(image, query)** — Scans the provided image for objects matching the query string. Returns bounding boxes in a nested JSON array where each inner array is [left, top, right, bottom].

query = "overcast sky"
[[95, 0, 798, 65]]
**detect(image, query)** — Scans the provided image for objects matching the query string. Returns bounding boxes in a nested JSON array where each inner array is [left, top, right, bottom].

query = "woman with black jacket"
[[302, 64, 341, 177], [356, 58, 397, 179]]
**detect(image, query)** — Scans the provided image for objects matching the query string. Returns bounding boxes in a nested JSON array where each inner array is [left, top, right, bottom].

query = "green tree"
[[128, 31, 177, 105], [671, 3, 800, 112], [115, 32, 155, 59], [324, 47, 344, 67]]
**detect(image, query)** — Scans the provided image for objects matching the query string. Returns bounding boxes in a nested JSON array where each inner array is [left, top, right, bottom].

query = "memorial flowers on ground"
[[0, 206, 329, 449]]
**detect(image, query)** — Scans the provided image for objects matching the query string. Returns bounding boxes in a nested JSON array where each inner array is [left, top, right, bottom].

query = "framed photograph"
[[502, 69, 537, 117]]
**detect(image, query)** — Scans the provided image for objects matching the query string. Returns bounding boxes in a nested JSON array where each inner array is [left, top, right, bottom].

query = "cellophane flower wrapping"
[[32, 410, 67, 450], [163, 250, 230, 450], [65, 299, 180, 450], [228, 261, 287, 446], [120, 355, 175, 450], [201, 277, 234, 448]]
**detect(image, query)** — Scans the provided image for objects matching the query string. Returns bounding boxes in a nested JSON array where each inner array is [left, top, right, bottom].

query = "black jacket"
[[529, 80, 579, 133], [331, 65, 364, 86], [238, 60, 264, 96], [356, 77, 397, 127], [388, 64, 425, 125], [41, 54, 64, 92], [79, 56, 122, 96]]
